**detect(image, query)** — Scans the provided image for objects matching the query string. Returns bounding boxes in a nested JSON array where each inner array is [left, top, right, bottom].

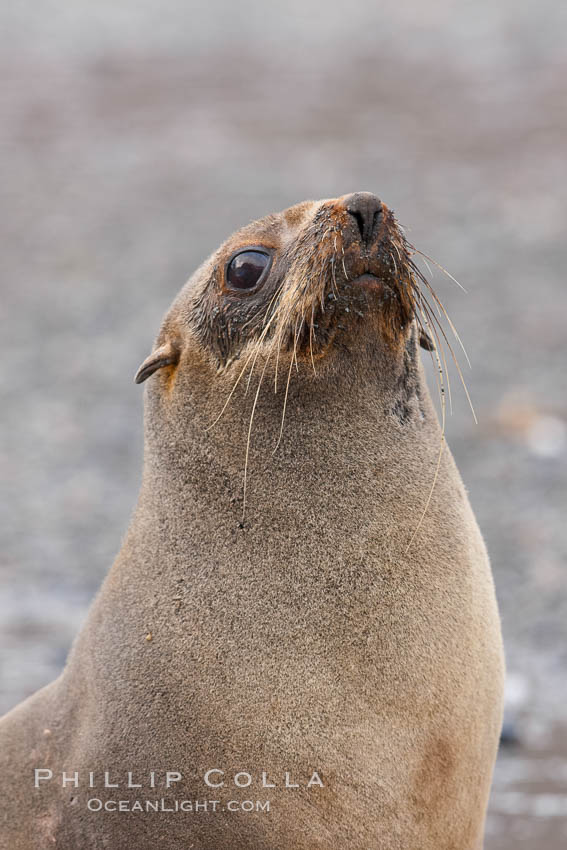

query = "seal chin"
[[350, 272, 400, 302]]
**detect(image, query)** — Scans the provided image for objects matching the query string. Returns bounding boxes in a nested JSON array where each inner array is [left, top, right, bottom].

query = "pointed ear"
[[134, 341, 179, 384], [419, 328, 435, 351]]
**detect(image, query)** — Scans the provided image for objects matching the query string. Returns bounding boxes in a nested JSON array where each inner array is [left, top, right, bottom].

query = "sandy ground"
[[1, 2, 566, 846]]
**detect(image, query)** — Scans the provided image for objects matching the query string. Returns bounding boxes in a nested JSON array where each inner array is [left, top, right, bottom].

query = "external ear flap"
[[134, 341, 179, 384], [419, 328, 435, 351]]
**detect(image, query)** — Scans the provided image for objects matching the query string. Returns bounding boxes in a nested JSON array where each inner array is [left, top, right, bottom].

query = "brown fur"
[[0, 193, 504, 849]]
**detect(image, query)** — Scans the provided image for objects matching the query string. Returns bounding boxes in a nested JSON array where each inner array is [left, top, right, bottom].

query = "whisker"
[[421, 296, 476, 423], [415, 295, 453, 415], [414, 306, 447, 417], [241, 353, 271, 523], [273, 350, 296, 455], [416, 272, 472, 369], [390, 250, 398, 277], [418, 254, 433, 278], [410, 245, 467, 293], [206, 308, 280, 431], [408, 263, 475, 421], [405, 331, 447, 553], [330, 253, 339, 297], [273, 338, 281, 394], [309, 302, 317, 375], [293, 317, 304, 373]]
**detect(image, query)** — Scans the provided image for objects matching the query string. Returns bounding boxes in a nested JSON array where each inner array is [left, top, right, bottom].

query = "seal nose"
[[342, 192, 383, 244]]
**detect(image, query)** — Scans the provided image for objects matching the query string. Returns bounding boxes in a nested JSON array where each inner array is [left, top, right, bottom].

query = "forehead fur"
[[217, 200, 321, 260]]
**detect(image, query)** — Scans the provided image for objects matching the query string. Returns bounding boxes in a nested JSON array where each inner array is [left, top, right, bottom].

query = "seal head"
[[135, 192, 429, 387]]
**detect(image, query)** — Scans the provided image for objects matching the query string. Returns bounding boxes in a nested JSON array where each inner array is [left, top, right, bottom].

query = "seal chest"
[[0, 192, 504, 850]]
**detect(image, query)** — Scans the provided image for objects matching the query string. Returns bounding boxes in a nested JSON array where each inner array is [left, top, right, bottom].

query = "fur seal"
[[0, 192, 504, 849]]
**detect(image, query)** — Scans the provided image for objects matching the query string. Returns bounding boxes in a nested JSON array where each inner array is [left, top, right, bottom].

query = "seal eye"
[[226, 250, 270, 292]]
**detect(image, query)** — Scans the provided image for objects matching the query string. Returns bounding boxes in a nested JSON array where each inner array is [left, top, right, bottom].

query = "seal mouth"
[[351, 273, 384, 291]]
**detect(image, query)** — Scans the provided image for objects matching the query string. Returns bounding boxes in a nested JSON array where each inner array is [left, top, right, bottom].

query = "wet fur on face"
[[189, 197, 417, 368], [136, 194, 452, 405]]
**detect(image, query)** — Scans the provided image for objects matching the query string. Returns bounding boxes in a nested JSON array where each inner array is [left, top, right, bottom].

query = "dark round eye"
[[226, 250, 270, 292]]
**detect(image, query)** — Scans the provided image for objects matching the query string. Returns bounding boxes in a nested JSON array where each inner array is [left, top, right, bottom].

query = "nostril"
[[343, 193, 383, 244], [349, 210, 366, 241]]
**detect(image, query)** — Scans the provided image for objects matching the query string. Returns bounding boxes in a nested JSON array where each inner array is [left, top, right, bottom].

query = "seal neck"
[[136, 337, 437, 531]]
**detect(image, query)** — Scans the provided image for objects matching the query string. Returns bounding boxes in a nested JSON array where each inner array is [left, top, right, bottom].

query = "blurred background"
[[1, 1, 566, 846]]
